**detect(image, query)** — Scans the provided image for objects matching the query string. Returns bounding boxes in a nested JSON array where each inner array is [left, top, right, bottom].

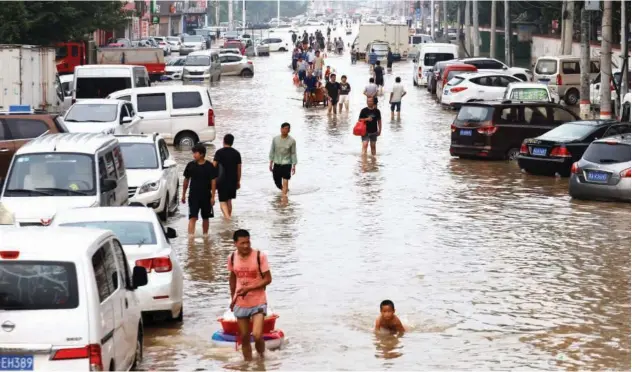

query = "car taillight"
[[556, 74, 562, 86], [247, 61, 253, 65], [476, 126, 497, 135], [208, 108, 215, 126], [450, 86, 467, 93], [550, 146, 571, 158], [610, 81, 615, 91], [571, 162, 580, 174], [418, 67, 422, 72], [0, 251, 19, 259], [450, 124, 456, 132], [520, 143, 528, 154], [52, 344, 102, 370], [135, 257, 172, 273], [620, 168, 631, 178]]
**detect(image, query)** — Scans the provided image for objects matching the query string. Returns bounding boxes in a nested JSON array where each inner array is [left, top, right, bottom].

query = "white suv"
[[260, 37, 290, 52], [116, 134, 179, 221], [460, 57, 533, 82]]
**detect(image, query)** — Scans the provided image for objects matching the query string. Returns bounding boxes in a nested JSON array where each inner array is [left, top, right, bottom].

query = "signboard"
[[415, 8, 421, 21], [152, 15, 159, 24], [510, 88, 549, 101], [141, 20, 149, 38], [132, 17, 140, 40]]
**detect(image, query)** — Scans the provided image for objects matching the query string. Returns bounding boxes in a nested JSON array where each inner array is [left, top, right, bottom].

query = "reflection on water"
[[141, 26, 630, 370]]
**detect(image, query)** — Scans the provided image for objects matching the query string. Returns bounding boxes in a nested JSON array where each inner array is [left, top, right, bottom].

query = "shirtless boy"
[[375, 299, 405, 334]]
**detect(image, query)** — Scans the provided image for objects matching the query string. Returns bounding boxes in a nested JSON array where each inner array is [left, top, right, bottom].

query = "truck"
[[55, 41, 87, 75], [96, 48, 166, 81], [354, 23, 409, 61], [0, 45, 66, 113]]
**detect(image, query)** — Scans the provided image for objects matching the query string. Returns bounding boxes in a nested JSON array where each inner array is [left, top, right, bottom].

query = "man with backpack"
[[228, 229, 272, 361], [213, 134, 242, 219]]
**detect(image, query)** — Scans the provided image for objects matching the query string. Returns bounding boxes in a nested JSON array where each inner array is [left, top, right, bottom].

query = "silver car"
[[569, 133, 631, 202], [180, 35, 206, 55], [218, 54, 254, 77]]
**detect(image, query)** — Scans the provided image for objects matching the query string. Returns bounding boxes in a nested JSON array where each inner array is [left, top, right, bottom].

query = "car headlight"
[[139, 180, 161, 194]]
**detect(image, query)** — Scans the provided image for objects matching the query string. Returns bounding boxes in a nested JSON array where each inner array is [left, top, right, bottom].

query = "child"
[[324, 66, 332, 80], [181, 143, 217, 239], [375, 300, 405, 334]]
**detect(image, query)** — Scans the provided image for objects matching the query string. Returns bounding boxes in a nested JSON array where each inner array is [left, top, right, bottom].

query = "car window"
[[137, 93, 167, 112], [118, 95, 131, 102], [98, 157, 107, 183], [62, 221, 157, 245], [5, 119, 49, 140], [111, 240, 131, 289], [583, 142, 631, 163], [112, 146, 125, 179], [119, 104, 127, 121], [92, 247, 113, 302], [496, 107, 521, 124], [485, 60, 505, 70], [535, 59, 557, 75], [551, 107, 577, 124], [159, 139, 170, 161], [125, 103, 135, 117], [173, 92, 203, 109], [0, 122, 6, 140], [71, 45, 79, 57], [603, 124, 631, 137], [104, 151, 117, 179], [102, 243, 120, 291], [562, 61, 580, 74], [471, 76, 492, 86], [590, 61, 600, 73], [523, 106, 549, 125]]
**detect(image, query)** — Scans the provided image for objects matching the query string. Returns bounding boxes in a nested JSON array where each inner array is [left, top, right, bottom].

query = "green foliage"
[[0, 1, 130, 45]]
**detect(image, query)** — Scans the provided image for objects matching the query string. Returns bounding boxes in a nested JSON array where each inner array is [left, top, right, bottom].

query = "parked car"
[[115, 134, 179, 220], [62, 100, 141, 135], [459, 57, 532, 81], [589, 69, 628, 107], [408, 34, 434, 60], [183, 50, 222, 83], [224, 40, 246, 55], [50, 206, 184, 321], [503, 82, 559, 103], [533, 55, 600, 105], [166, 36, 182, 52], [217, 47, 241, 55], [260, 37, 290, 52], [107, 85, 216, 147], [518, 120, 630, 176], [163, 56, 186, 81], [0, 110, 68, 186], [427, 59, 458, 94], [73, 65, 150, 102], [179, 35, 206, 55], [60, 74, 74, 110], [441, 72, 523, 109], [569, 133, 631, 201], [450, 101, 581, 160], [218, 54, 254, 77], [153, 37, 171, 56], [413, 43, 459, 87], [436, 64, 477, 104], [0, 227, 148, 371]]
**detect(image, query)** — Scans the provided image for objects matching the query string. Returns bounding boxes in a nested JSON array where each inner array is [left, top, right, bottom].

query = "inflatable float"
[[212, 312, 285, 350]]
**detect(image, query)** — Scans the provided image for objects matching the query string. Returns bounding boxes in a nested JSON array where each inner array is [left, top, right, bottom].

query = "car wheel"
[[158, 193, 168, 221], [170, 305, 184, 322], [131, 329, 143, 370], [564, 89, 580, 105], [279, 47, 286, 52], [506, 148, 520, 160], [176, 132, 197, 147], [241, 69, 253, 77], [170, 182, 179, 215]]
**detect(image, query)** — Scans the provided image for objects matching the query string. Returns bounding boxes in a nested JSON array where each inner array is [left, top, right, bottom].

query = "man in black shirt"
[[213, 134, 242, 220], [181, 143, 217, 239], [325, 73, 341, 115], [358, 97, 382, 156], [374, 60, 385, 95]]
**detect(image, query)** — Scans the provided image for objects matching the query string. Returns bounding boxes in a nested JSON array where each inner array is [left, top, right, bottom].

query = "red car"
[[224, 40, 246, 55]]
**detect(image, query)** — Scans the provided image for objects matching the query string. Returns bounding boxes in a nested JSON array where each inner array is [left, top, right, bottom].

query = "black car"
[[450, 100, 581, 160], [517, 120, 631, 176]]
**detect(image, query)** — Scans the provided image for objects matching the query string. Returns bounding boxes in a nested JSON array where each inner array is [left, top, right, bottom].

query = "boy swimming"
[[375, 300, 405, 334]]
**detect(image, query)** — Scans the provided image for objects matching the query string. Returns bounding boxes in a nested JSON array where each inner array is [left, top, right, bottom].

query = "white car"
[[260, 37, 290, 52], [153, 37, 172, 55], [459, 57, 533, 82], [62, 99, 141, 135], [50, 206, 184, 322], [441, 72, 522, 108], [503, 82, 559, 103], [116, 134, 179, 220], [163, 56, 186, 81], [590, 69, 622, 107], [166, 36, 182, 52], [59, 74, 74, 112], [0, 227, 148, 371], [179, 35, 206, 55]]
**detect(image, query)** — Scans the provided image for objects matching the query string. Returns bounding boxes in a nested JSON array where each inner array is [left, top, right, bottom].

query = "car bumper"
[[517, 155, 572, 176], [161, 73, 182, 81], [136, 272, 182, 314], [569, 174, 631, 201], [198, 128, 217, 143], [129, 188, 165, 212], [180, 48, 199, 55], [183, 75, 211, 82], [449, 144, 502, 159]]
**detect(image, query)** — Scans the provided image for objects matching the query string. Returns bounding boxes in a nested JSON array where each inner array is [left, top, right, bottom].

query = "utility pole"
[[619, 0, 629, 108], [430, 0, 435, 40], [443, 0, 448, 41], [563, 0, 574, 55], [277, 0, 280, 27], [228, 0, 233, 31], [215, 0, 220, 27], [580, 7, 591, 119], [599, 0, 613, 119], [504, 0, 511, 66], [465, 0, 471, 56], [472, 0, 480, 56], [560, 0, 567, 55], [490, 0, 496, 59], [242, 0, 246, 31]]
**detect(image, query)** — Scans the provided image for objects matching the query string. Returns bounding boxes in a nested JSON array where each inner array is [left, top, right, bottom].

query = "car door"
[[92, 245, 116, 370], [0, 121, 15, 184], [4, 118, 51, 151], [159, 139, 177, 199], [124, 102, 141, 133], [99, 151, 118, 206], [170, 90, 204, 140], [136, 92, 171, 139], [523, 105, 552, 142], [470, 77, 493, 100], [110, 239, 138, 370]]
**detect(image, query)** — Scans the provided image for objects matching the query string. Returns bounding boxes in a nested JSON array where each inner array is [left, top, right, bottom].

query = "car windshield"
[[183, 36, 203, 43], [76, 77, 132, 99], [539, 123, 597, 141], [60, 221, 157, 245], [455, 106, 493, 124], [447, 76, 465, 86], [447, 70, 473, 81], [424, 53, 455, 66], [0, 261, 79, 310], [583, 142, 631, 164], [167, 58, 186, 66], [119, 143, 158, 169], [372, 44, 389, 52], [5, 153, 95, 196], [507, 88, 550, 101], [55, 47, 67, 59], [186, 55, 210, 66], [535, 59, 557, 75], [167, 37, 179, 42], [65, 103, 118, 122]]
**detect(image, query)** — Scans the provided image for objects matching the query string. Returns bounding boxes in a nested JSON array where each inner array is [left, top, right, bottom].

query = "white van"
[[108, 85, 216, 146], [408, 34, 434, 59], [533, 55, 600, 105], [412, 43, 459, 87], [73, 65, 150, 103], [183, 50, 222, 83], [0, 227, 148, 371], [1, 133, 129, 226]]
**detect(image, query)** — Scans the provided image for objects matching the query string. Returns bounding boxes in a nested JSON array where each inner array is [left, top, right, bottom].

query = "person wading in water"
[[268, 123, 297, 197]]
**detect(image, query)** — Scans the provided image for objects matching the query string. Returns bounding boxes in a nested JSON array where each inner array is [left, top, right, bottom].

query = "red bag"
[[353, 120, 367, 136]]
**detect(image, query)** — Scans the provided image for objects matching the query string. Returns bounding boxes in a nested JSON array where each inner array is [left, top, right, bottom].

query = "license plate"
[[460, 129, 472, 136], [443, 89, 448, 95], [538, 79, 550, 84], [0, 356, 34, 371], [531, 147, 547, 156], [191, 78, 203, 82], [586, 171, 609, 182]]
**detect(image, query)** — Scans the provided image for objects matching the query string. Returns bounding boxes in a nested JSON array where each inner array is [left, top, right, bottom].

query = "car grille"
[[19, 222, 43, 227], [165, 71, 175, 75], [128, 187, 138, 197], [188, 71, 204, 76]]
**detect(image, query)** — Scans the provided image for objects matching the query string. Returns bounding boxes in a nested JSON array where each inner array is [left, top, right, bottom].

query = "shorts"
[[217, 183, 237, 202], [298, 70, 306, 81], [315, 69, 322, 77], [375, 78, 384, 87], [329, 95, 339, 105], [273, 164, 292, 180], [233, 303, 267, 319], [339, 95, 349, 104], [305, 87, 316, 94], [390, 101, 401, 112], [188, 195, 213, 219], [361, 133, 378, 143]]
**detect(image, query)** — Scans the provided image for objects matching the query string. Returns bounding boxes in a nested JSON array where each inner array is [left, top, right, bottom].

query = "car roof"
[[507, 82, 551, 89], [114, 133, 162, 144], [445, 63, 477, 69], [60, 74, 74, 83], [52, 206, 159, 224], [462, 100, 562, 108], [593, 133, 631, 145], [562, 119, 620, 126], [457, 71, 516, 79], [72, 99, 121, 105], [110, 85, 209, 96], [75, 64, 143, 70], [16, 133, 117, 155]]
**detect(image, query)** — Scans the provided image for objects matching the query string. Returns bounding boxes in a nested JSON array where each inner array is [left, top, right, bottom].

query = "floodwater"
[[141, 26, 630, 370]]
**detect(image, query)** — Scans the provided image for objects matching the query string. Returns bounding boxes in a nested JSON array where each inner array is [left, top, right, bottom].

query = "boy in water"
[[375, 300, 405, 334], [181, 144, 216, 239]]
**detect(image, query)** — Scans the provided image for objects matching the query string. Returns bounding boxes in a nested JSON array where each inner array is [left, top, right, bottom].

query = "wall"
[[530, 35, 627, 69]]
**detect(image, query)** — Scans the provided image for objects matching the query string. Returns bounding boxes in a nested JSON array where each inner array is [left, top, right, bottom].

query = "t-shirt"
[[368, 52, 378, 64], [364, 83, 378, 97], [359, 107, 382, 134], [183, 160, 217, 198], [304, 75, 317, 89], [374, 66, 384, 80], [307, 51, 316, 63], [339, 82, 351, 95], [213, 147, 242, 186], [227, 250, 269, 308], [325, 81, 340, 98], [314, 56, 325, 70], [297, 60, 308, 72], [391, 83, 407, 102]]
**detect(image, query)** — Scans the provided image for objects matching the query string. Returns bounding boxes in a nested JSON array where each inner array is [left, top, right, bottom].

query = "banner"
[[141, 20, 149, 38], [132, 17, 140, 40]]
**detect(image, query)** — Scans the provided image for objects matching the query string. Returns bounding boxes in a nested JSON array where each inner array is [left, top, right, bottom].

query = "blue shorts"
[[390, 102, 401, 112], [305, 87, 316, 94], [361, 133, 378, 143], [233, 303, 267, 319], [298, 70, 306, 81]]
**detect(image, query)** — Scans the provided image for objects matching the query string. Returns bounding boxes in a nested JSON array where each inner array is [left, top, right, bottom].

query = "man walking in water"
[[269, 123, 297, 196], [228, 229, 272, 361], [181, 144, 217, 239], [359, 97, 382, 156], [213, 134, 242, 219]]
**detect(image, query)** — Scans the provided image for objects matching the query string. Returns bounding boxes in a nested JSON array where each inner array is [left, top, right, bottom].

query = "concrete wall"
[[530, 35, 627, 69]]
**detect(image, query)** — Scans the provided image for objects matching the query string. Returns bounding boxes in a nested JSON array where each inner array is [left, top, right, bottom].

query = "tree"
[[0, 1, 130, 45]]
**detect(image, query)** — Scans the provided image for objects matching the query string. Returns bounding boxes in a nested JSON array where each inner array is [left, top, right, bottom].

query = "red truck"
[[55, 41, 86, 75]]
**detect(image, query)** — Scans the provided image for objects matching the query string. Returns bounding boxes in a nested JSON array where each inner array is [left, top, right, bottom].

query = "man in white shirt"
[[363, 77, 379, 105], [389, 76, 407, 120], [307, 48, 316, 68]]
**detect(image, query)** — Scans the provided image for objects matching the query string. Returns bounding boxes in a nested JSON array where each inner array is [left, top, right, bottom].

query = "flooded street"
[[142, 28, 630, 370]]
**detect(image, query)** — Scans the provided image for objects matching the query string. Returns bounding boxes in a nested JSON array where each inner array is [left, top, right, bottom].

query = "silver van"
[[183, 50, 222, 83], [533, 56, 600, 106]]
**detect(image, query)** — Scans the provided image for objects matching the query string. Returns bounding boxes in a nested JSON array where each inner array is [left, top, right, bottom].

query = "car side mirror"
[[550, 98, 555, 103], [503, 66, 508, 70], [132, 266, 148, 288], [101, 178, 117, 192], [121, 116, 133, 124], [166, 227, 177, 239], [412, 59, 417, 63], [163, 159, 176, 168]]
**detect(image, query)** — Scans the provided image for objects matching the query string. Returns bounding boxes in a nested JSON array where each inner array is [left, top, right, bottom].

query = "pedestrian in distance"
[[303, 69, 318, 107], [358, 97, 382, 156], [228, 229, 272, 361], [368, 48, 378, 74], [313, 50, 325, 79], [325, 73, 341, 115], [363, 77, 379, 105], [213, 134, 242, 220], [338, 75, 351, 112], [181, 144, 217, 239], [386, 48, 394, 73], [389, 76, 407, 121], [373, 60, 385, 95], [296, 57, 308, 83], [269, 123, 297, 196]]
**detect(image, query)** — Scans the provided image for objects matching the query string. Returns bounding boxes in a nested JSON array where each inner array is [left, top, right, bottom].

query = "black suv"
[[450, 100, 580, 160]]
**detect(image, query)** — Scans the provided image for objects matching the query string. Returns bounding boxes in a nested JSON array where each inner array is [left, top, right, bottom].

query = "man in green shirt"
[[269, 122, 297, 196]]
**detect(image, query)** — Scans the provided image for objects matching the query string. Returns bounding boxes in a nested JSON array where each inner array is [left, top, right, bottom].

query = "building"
[[156, 0, 207, 36]]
